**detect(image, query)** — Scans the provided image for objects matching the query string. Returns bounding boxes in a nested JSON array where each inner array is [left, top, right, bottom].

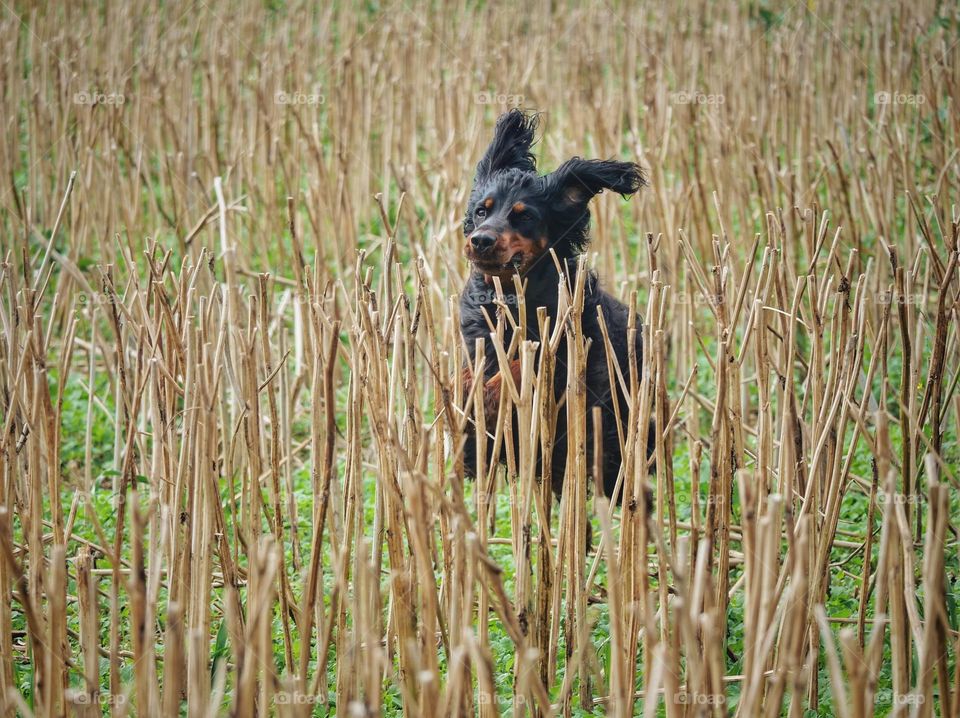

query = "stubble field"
[[1, 1, 959, 716]]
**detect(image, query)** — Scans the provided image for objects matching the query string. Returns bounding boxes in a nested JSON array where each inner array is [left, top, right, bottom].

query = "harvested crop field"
[[1, 1, 959, 715]]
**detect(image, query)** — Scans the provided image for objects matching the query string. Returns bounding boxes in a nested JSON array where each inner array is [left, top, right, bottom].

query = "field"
[[1, 0, 959, 715]]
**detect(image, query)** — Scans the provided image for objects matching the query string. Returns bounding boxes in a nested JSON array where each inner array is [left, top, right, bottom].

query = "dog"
[[459, 109, 646, 503]]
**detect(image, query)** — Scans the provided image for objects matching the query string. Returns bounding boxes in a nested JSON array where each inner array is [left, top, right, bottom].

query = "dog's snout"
[[470, 232, 496, 253]]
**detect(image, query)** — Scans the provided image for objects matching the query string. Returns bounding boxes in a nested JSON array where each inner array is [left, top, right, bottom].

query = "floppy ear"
[[544, 158, 645, 208], [474, 110, 539, 183]]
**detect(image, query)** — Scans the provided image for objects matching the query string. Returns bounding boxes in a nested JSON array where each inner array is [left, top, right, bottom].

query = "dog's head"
[[463, 109, 644, 283]]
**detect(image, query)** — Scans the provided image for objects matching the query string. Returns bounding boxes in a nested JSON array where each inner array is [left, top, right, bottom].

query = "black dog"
[[459, 110, 645, 501]]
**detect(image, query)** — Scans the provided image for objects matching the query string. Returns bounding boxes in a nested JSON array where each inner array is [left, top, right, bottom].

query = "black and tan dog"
[[460, 110, 646, 501]]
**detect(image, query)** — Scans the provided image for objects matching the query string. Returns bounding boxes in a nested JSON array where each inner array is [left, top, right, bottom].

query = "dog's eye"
[[475, 207, 487, 219]]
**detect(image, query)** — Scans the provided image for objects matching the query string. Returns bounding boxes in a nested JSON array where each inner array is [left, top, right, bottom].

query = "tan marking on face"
[[504, 232, 548, 261], [483, 197, 494, 209], [468, 232, 549, 281], [512, 202, 526, 213]]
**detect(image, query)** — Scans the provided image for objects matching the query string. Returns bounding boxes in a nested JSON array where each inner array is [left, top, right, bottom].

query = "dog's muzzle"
[[470, 232, 496, 255]]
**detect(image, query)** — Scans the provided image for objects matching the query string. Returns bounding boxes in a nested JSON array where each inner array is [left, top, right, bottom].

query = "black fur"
[[460, 110, 647, 501]]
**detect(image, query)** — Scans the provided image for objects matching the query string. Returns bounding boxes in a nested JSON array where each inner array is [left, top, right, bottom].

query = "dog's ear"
[[474, 110, 539, 183], [544, 158, 645, 209]]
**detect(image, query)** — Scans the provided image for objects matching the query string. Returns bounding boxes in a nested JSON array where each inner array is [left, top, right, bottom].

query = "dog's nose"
[[471, 233, 496, 254]]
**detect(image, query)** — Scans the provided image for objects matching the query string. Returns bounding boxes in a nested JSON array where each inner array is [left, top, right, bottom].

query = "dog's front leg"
[[460, 359, 523, 476], [477, 359, 523, 418]]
